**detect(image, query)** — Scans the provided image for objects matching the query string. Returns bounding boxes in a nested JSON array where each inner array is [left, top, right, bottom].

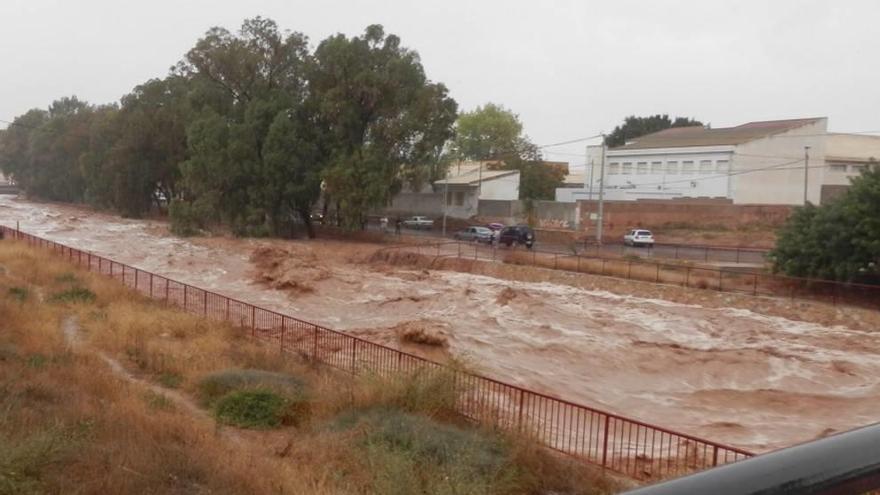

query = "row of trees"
[[0, 19, 459, 237]]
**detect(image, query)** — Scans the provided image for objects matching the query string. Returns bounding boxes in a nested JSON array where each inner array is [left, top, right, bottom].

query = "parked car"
[[401, 216, 434, 230], [499, 225, 535, 248], [623, 229, 655, 247], [454, 226, 494, 243]]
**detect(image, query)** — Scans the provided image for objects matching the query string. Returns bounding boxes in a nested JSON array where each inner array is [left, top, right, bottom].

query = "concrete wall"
[[385, 192, 445, 217], [577, 199, 792, 238], [478, 199, 522, 218], [732, 119, 827, 205], [534, 200, 577, 228]]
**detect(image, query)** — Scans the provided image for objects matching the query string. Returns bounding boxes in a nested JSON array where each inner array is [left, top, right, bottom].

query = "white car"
[[623, 229, 655, 247], [401, 216, 434, 230]]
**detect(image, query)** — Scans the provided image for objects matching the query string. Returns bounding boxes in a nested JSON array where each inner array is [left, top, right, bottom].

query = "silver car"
[[454, 226, 494, 243]]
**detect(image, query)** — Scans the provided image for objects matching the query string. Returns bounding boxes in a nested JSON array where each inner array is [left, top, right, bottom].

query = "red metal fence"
[[377, 241, 880, 311], [0, 225, 753, 481]]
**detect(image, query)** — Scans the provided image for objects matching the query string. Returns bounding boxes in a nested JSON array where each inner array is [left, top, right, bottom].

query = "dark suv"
[[499, 225, 535, 248]]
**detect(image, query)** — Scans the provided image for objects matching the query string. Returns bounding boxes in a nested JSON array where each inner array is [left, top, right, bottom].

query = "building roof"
[[826, 133, 880, 163], [562, 173, 584, 185], [612, 118, 824, 150], [434, 162, 520, 186]]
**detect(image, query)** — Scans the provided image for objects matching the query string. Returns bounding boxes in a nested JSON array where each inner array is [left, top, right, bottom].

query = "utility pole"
[[803, 146, 811, 205], [596, 135, 607, 244], [587, 145, 594, 201]]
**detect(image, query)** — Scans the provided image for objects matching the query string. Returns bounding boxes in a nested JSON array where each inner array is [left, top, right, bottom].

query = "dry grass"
[[0, 240, 622, 495]]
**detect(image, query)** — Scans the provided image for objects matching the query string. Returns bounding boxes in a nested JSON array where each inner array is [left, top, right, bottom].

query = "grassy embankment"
[[0, 240, 621, 495]]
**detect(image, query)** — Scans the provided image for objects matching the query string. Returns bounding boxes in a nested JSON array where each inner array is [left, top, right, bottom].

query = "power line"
[[537, 134, 603, 149]]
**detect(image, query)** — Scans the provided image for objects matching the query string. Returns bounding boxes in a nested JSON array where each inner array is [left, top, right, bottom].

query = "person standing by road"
[[395, 217, 402, 235]]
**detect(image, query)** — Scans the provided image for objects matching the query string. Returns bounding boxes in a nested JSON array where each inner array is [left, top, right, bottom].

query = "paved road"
[[368, 223, 768, 265]]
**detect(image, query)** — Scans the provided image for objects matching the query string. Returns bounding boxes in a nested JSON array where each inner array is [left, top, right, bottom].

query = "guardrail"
[[376, 241, 880, 311], [0, 225, 753, 482]]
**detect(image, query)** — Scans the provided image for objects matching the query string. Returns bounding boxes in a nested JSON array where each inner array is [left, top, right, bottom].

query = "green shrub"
[[7, 287, 28, 302], [158, 372, 182, 389], [334, 408, 518, 495], [197, 369, 306, 406], [355, 367, 461, 419], [48, 287, 96, 304], [0, 425, 83, 493], [214, 390, 290, 429]]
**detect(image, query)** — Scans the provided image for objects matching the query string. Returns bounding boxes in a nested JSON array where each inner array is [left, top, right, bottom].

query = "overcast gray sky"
[[2, 0, 879, 170]]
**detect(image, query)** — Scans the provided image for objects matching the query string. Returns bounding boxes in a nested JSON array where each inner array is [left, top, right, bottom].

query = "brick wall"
[[576, 199, 793, 237]]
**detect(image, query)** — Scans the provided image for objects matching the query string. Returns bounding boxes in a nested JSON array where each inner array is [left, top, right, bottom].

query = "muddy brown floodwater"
[[2, 195, 878, 453]]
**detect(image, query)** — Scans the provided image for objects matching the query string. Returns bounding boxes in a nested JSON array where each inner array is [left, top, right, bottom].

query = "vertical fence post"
[[203, 291, 208, 317], [165, 280, 169, 305], [713, 445, 719, 466], [149, 273, 153, 298], [577, 255, 581, 273], [685, 267, 691, 287], [458, 242, 461, 258], [517, 389, 525, 432], [184, 285, 188, 310], [225, 298, 230, 321], [601, 258, 607, 275], [753, 274, 758, 296], [134, 269, 138, 291], [251, 306, 256, 337], [351, 339, 357, 373], [602, 415, 611, 468], [718, 270, 723, 290], [122, 265, 125, 285], [312, 326, 319, 360], [280, 318, 286, 352], [656, 264, 660, 283]]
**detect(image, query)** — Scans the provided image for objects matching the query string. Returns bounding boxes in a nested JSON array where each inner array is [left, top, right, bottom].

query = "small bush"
[[7, 286, 28, 302], [334, 408, 517, 494], [158, 372, 183, 389], [48, 287, 96, 304], [197, 369, 307, 406], [214, 390, 289, 429], [350, 368, 460, 419]]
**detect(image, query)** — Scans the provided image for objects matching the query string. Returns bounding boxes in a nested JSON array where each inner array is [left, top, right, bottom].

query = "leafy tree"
[[310, 25, 457, 227], [456, 103, 562, 200], [771, 163, 880, 283], [605, 114, 703, 148], [454, 103, 522, 161], [173, 17, 311, 235]]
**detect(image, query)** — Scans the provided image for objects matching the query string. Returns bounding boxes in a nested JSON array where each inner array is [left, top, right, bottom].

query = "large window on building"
[[681, 160, 695, 174], [716, 160, 729, 172], [850, 164, 866, 174], [651, 161, 663, 174], [828, 163, 847, 173], [622, 162, 633, 175], [608, 162, 620, 175], [666, 161, 678, 174], [636, 162, 648, 174], [699, 160, 713, 174]]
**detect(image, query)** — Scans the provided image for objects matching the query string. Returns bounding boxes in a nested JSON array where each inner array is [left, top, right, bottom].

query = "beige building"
[[558, 118, 877, 205]]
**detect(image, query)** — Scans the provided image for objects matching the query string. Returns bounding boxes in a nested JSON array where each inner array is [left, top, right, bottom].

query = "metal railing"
[[583, 241, 769, 265], [376, 241, 880, 311], [0, 225, 753, 481], [623, 421, 880, 495]]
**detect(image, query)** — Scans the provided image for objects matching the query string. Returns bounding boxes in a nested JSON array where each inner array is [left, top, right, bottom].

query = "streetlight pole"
[[803, 145, 811, 205], [596, 135, 607, 244]]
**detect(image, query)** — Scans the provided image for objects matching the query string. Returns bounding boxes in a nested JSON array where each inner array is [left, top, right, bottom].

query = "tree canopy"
[[770, 163, 880, 284], [604, 114, 703, 148], [454, 103, 562, 201], [0, 18, 458, 236]]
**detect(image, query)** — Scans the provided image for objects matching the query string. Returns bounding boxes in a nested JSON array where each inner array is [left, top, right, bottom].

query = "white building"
[[433, 162, 520, 218], [556, 118, 878, 205]]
